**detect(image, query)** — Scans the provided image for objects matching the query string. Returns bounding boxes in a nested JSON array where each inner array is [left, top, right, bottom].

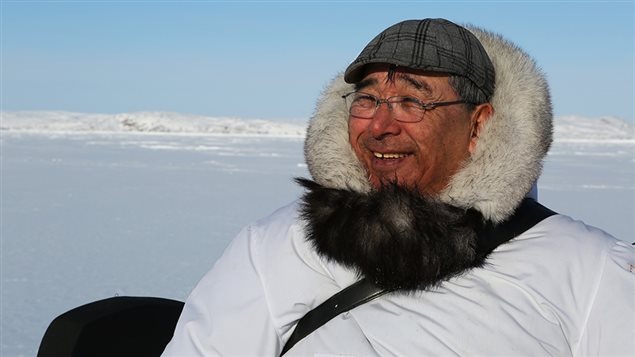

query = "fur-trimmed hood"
[[304, 27, 552, 223]]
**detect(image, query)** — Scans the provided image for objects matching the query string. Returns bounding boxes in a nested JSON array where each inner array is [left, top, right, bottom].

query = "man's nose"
[[368, 101, 401, 138]]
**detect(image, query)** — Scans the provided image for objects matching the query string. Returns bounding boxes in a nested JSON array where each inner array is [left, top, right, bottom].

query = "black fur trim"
[[296, 178, 487, 291]]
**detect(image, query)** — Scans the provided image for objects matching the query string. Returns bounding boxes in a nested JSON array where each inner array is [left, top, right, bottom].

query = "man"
[[163, 19, 634, 356]]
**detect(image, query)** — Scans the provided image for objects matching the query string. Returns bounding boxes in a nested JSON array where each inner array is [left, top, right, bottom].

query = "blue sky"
[[2, 1, 633, 122]]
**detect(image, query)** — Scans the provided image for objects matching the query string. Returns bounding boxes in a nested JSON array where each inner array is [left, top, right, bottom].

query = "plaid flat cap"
[[344, 18, 495, 99]]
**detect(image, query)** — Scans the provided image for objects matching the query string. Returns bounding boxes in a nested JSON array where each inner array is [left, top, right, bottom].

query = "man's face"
[[348, 65, 487, 194]]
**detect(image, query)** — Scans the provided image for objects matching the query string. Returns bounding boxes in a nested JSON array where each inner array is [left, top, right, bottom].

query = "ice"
[[1, 112, 634, 356], [1, 132, 307, 356]]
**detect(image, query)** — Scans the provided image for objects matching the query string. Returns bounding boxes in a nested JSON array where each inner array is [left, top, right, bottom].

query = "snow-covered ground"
[[1, 111, 307, 137], [1, 111, 634, 356]]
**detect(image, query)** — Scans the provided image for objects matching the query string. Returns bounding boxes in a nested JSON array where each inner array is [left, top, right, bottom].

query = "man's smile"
[[372, 152, 412, 159]]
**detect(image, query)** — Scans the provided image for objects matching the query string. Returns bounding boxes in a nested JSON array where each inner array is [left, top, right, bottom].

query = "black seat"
[[38, 296, 184, 357]]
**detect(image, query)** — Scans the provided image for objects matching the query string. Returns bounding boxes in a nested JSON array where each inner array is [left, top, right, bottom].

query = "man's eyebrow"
[[353, 74, 433, 95], [354, 78, 377, 92], [398, 73, 433, 95]]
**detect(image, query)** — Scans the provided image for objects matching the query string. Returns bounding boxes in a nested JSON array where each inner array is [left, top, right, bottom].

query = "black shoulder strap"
[[280, 198, 556, 355], [475, 198, 556, 256], [279, 278, 387, 356]]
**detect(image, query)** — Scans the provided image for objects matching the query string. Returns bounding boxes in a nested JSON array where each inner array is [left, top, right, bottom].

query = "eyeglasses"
[[342, 91, 468, 123]]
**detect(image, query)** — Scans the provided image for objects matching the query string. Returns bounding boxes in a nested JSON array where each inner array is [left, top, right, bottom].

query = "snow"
[[1, 111, 634, 356], [3, 110, 634, 142], [554, 115, 635, 142], [1, 111, 307, 137]]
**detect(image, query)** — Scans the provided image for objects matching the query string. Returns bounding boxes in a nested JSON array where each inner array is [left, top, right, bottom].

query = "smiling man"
[[163, 19, 634, 356], [346, 64, 493, 193]]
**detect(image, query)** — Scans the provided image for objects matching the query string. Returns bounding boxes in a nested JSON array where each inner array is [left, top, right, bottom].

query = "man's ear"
[[468, 103, 493, 154]]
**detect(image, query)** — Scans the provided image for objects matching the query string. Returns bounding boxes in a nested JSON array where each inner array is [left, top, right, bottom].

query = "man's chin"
[[370, 175, 442, 196], [370, 175, 417, 191]]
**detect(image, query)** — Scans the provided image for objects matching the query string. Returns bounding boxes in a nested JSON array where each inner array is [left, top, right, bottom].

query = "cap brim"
[[343, 63, 366, 84], [344, 59, 461, 84]]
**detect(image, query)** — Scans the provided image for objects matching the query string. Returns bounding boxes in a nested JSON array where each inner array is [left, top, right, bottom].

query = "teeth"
[[373, 152, 408, 159]]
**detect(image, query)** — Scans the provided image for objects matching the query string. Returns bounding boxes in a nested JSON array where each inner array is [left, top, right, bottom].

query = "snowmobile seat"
[[37, 296, 184, 357]]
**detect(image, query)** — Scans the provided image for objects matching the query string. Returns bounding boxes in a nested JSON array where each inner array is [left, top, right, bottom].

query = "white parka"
[[163, 26, 635, 356]]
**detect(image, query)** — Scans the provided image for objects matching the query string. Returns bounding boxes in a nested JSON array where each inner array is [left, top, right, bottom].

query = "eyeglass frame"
[[342, 91, 471, 123]]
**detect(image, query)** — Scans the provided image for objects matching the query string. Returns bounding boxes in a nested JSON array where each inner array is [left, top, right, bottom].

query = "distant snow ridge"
[[2, 111, 634, 142], [1, 111, 307, 137], [554, 115, 635, 142]]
